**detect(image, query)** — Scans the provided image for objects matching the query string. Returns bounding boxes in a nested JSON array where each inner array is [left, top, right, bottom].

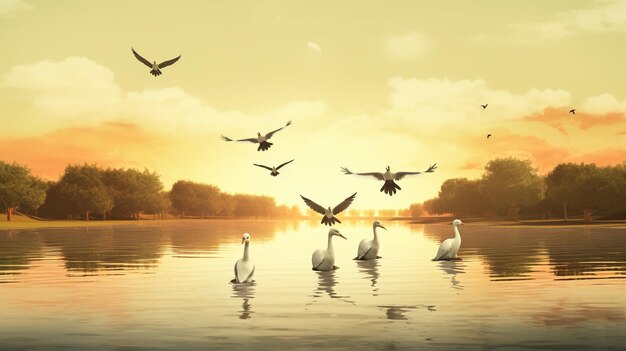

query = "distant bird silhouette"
[[487, 134, 491, 139], [341, 164, 437, 196], [253, 159, 295, 176], [132, 48, 181, 77], [301, 193, 357, 226], [569, 109, 576, 115], [221, 121, 292, 151], [481, 104, 488, 109]]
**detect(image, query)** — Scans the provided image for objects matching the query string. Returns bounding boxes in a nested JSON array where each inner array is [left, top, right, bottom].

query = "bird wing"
[[253, 163, 273, 171], [300, 195, 326, 215], [132, 48, 152, 68], [394, 163, 437, 180], [244, 265, 255, 283], [276, 159, 295, 170], [333, 192, 356, 215], [234, 259, 241, 282], [357, 239, 371, 260], [222, 135, 258, 143], [264, 121, 292, 139], [341, 167, 384, 180], [434, 239, 453, 260], [312, 249, 325, 270], [158, 55, 181, 68]]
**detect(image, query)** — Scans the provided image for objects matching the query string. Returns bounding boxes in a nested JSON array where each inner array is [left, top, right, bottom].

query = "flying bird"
[[487, 134, 491, 139], [481, 104, 488, 109], [232, 233, 255, 283], [253, 159, 295, 176], [221, 121, 292, 151], [312, 228, 347, 271], [300, 192, 357, 226], [131, 48, 181, 77], [569, 109, 576, 115], [341, 164, 437, 196]]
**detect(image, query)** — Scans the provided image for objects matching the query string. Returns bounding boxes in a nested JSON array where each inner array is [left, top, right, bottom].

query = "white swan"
[[312, 228, 347, 271], [433, 219, 464, 261], [355, 220, 386, 260], [232, 233, 255, 283]]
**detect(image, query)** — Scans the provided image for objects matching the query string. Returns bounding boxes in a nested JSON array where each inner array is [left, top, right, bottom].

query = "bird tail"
[[150, 68, 161, 76], [271, 171, 279, 177], [321, 216, 341, 226], [380, 180, 401, 196], [258, 141, 273, 151]]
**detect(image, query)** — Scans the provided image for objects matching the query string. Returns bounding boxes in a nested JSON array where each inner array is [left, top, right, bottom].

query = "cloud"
[[581, 93, 626, 114], [523, 107, 626, 135], [307, 42, 322, 53], [0, 0, 32, 18], [512, 0, 626, 39], [385, 31, 430, 61]]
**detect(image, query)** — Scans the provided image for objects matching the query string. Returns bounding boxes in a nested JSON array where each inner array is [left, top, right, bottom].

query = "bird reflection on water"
[[438, 260, 466, 290], [356, 259, 380, 296], [231, 282, 256, 320], [311, 270, 354, 304]]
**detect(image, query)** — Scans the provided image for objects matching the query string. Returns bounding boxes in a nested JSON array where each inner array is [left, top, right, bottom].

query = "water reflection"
[[0, 230, 43, 282], [311, 270, 353, 304], [356, 259, 380, 296], [437, 260, 465, 290], [231, 282, 256, 320]]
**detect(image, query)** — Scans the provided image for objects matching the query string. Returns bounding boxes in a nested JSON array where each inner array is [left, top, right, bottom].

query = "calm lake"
[[1, 220, 625, 350]]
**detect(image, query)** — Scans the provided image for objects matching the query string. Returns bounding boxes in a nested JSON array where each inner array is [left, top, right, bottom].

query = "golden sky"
[[1, 0, 625, 210]]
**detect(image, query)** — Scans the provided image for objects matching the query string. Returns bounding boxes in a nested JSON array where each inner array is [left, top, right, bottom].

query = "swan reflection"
[[312, 270, 353, 304], [231, 282, 256, 319], [356, 259, 380, 296], [438, 260, 465, 290]]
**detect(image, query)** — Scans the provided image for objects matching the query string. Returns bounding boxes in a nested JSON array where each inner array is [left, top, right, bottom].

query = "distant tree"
[[57, 164, 113, 220], [436, 178, 488, 217], [378, 209, 396, 217], [144, 191, 171, 219], [0, 161, 47, 221], [480, 158, 544, 220], [170, 181, 222, 217], [409, 203, 424, 217], [102, 168, 164, 219], [363, 209, 375, 217], [219, 193, 237, 217], [398, 208, 412, 217], [348, 209, 361, 217], [423, 197, 445, 215]]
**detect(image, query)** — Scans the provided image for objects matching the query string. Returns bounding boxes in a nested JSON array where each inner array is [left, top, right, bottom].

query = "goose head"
[[373, 220, 387, 230], [329, 228, 347, 240], [452, 219, 465, 227], [257, 132, 261, 137], [241, 233, 251, 244], [386, 166, 390, 171]]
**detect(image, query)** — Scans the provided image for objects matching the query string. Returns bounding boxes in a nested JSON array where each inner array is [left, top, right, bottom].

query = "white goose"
[[221, 121, 292, 151], [433, 219, 465, 261], [232, 233, 255, 283], [341, 164, 437, 196], [355, 220, 386, 260], [312, 228, 347, 271]]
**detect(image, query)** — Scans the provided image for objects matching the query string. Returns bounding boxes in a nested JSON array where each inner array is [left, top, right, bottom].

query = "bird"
[[131, 48, 181, 77], [341, 164, 437, 196], [432, 219, 465, 261], [481, 104, 488, 109], [569, 109, 576, 115], [487, 134, 491, 139], [301, 192, 356, 226], [354, 220, 387, 260], [253, 159, 295, 177], [232, 233, 255, 283], [221, 121, 292, 151], [312, 228, 347, 271]]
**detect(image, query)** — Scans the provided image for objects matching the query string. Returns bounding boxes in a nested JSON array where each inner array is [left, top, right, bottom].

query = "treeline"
[[419, 158, 626, 221], [0, 161, 301, 221]]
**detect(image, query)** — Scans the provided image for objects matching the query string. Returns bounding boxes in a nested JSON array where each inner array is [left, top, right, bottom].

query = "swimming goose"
[[132, 48, 181, 77], [300, 192, 356, 226], [232, 233, 255, 283], [355, 220, 386, 260], [221, 121, 292, 151], [253, 159, 295, 176], [433, 219, 464, 261], [341, 164, 437, 196], [312, 228, 347, 271]]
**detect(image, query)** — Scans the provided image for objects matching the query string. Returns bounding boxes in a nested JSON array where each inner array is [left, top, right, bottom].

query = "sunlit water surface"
[[1, 220, 625, 350]]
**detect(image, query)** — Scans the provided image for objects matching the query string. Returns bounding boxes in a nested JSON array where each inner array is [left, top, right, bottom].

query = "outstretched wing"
[[333, 192, 356, 215], [253, 163, 273, 171], [341, 167, 384, 180], [158, 55, 181, 69], [394, 163, 437, 180], [222, 135, 258, 143], [265, 121, 292, 139], [300, 195, 326, 215], [276, 159, 295, 170], [132, 48, 152, 68]]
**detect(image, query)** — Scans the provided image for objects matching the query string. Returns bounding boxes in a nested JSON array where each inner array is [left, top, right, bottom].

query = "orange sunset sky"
[[1, 0, 625, 210]]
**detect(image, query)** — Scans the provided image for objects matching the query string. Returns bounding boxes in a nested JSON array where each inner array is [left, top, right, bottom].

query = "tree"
[[348, 209, 361, 217], [480, 158, 544, 220], [170, 181, 222, 217], [0, 161, 47, 221], [57, 164, 113, 220], [436, 178, 487, 217], [102, 168, 164, 219], [409, 203, 424, 217]]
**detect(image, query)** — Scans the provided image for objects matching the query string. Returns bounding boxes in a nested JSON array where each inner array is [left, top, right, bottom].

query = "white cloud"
[[581, 93, 626, 113], [513, 0, 626, 39], [385, 31, 430, 61], [307, 42, 322, 53], [0, 0, 31, 18]]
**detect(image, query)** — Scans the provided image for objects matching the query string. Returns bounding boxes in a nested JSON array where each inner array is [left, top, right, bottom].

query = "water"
[[1, 220, 625, 350]]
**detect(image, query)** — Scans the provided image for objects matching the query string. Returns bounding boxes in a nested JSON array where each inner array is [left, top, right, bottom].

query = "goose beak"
[[338, 233, 347, 240], [461, 223, 467, 226], [380, 225, 387, 230], [241, 238, 245, 244]]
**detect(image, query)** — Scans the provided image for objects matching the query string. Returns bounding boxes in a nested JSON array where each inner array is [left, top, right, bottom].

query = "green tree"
[[0, 161, 47, 221], [102, 168, 164, 219], [409, 203, 424, 217], [58, 164, 113, 220], [480, 158, 544, 219]]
